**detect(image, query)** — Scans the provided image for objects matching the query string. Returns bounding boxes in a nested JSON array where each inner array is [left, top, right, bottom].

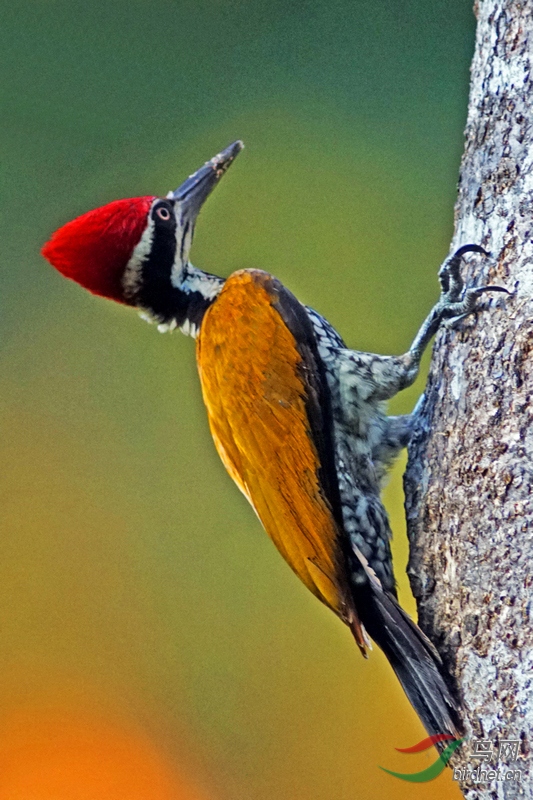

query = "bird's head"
[[42, 141, 243, 324]]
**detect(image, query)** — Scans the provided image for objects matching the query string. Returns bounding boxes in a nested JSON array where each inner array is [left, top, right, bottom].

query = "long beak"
[[169, 141, 243, 267], [171, 140, 244, 214]]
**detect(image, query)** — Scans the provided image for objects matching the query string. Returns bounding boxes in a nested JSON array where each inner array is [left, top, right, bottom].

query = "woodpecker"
[[42, 141, 507, 738]]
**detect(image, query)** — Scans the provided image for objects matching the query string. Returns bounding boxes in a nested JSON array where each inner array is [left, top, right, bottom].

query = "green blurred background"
[[0, 1, 474, 797]]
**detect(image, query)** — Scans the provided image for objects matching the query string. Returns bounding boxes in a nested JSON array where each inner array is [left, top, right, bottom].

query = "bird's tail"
[[354, 578, 462, 739]]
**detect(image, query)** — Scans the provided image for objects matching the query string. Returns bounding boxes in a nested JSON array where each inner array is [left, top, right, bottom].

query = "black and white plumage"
[[306, 306, 399, 591]]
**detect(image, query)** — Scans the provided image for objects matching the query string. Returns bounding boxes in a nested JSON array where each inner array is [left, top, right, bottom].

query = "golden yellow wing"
[[196, 269, 362, 641]]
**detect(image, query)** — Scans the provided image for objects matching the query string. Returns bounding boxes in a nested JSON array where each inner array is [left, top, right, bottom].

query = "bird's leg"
[[398, 245, 509, 390], [338, 245, 508, 410], [382, 414, 414, 451], [375, 385, 431, 464], [370, 414, 415, 479], [373, 388, 428, 468]]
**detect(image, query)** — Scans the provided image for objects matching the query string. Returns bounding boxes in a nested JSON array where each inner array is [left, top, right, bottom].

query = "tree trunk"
[[404, 1, 533, 797]]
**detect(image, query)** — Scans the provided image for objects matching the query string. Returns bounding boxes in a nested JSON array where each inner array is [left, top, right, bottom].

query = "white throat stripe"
[[122, 202, 157, 299]]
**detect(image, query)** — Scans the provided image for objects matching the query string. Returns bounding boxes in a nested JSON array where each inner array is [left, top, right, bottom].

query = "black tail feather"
[[356, 581, 462, 738]]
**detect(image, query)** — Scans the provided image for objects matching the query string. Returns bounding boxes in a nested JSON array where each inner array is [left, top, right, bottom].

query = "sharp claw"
[[439, 245, 490, 278], [438, 245, 494, 302], [472, 285, 512, 296], [439, 244, 490, 275], [453, 244, 491, 259]]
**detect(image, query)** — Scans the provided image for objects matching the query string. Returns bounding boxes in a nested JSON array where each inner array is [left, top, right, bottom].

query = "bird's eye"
[[156, 206, 172, 221]]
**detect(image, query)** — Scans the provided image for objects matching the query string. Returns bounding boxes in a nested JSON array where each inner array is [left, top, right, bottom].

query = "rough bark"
[[404, 2, 533, 798]]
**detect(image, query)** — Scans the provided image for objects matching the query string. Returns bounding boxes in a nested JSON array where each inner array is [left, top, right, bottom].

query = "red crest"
[[42, 196, 155, 303]]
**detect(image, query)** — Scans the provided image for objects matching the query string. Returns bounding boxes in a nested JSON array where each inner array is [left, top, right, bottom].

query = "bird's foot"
[[437, 245, 511, 328]]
